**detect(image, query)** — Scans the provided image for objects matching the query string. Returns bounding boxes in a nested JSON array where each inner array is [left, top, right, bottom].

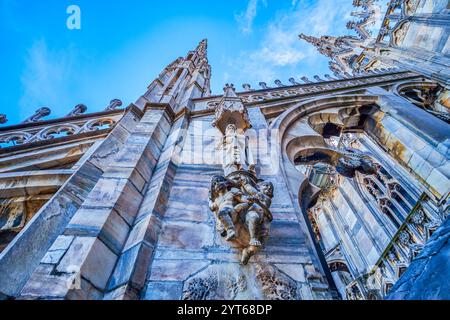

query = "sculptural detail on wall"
[[209, 83, 274, 265], [296, 147, 378, 179], [218, 124, 256, 176], [335, 148, 378, 178], [209, 172, 274, 265]]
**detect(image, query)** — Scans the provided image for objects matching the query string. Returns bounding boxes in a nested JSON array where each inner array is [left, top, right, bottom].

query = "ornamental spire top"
[[195, 39, 208, 56], [0, 114, 7, 125], [299, 33, 321, 48]]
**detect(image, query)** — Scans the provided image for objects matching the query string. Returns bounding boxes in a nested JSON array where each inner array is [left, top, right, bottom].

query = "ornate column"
[[209, 84, 274, 265]]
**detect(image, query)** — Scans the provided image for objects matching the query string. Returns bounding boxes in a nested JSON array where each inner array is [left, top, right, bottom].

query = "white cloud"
[[19, 39, 77, 118], [236, 0, 268, 35], [228, 0, 357, 85]]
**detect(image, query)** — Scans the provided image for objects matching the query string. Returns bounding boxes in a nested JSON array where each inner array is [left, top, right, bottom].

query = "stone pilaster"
[[104, 111, 190, 300]]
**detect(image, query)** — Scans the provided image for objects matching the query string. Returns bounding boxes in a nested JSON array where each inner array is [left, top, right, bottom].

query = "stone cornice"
[[190, 71, 422, 118], [0, 130, 109, 156], [0, 108, 126, 133], [192, 71, 419, 104]]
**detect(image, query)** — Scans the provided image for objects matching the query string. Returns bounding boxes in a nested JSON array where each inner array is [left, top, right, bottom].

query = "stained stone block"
[[164, 187, 210, 222], [110, 123, 134, 144], [66, 208, 130, 255], [274, 264, 306, 283], [108, 243, 153, 290], [83, 178, 127, 207], [83, 178, 143, 226], [66, 278, 103, 300], [426, 167, 450, 197], [149, 260, 210, 282], [270, 206, 298, 222], [103, 285, 139, 300], [103, 167, 147, 193], [113, 142, 154, 169], [144, 281, 183, 300], [79, 239, 118, 290], [266, 221, 306, 246], [252, 252, 313, 265], [115, 110, 141, 132], [407, 152, 433, 179], [299, 284, 314, 300], [123, 214, 162, 252], [57, 237, 118, 290], [41, 250, 67, 265], [20, 265, 77, 299], [89, 137, 125, 169], [56, 237, 96, 274], [107, 244, 141, 290], [49, 235, 74, 251], [158, 221, 214, 250], [423, 148, 447, 168], [140, 110, 165, 124]]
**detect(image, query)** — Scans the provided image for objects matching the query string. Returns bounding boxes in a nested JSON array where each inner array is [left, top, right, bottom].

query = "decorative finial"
[[23, 107, 51, 124], [301, 77, 312, 84], [194, 39, 208, 58], [105, 99, 123, 111], [0, 114, 7, 125], [223, 84, 238, 97], [289, 78, 300, 85], [314, 75, 324, 82], [67, 104, 87, 117], [259, 82, 269, 89], [274, 80, 285, 87], [242, 84, 253, 92], [299, 33, 320, 47], [324, 74, 335, 80]]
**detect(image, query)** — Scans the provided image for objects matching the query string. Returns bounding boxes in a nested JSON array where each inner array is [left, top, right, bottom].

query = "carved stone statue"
[[218, 124, 256, 176], [209, 175, 254, 241], [209, 83, 274, 265], [209, 172, 274, 265]]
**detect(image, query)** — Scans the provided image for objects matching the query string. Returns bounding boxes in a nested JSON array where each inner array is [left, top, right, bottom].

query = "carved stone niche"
[[212, 84, 251, 135], [209, 170, 274, 265]]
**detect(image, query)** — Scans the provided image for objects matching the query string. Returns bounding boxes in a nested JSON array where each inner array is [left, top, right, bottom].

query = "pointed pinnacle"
[[0, 114, 7, 124], [299, 33, 320, 47]]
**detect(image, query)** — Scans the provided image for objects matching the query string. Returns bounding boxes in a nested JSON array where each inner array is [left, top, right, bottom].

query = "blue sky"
[[0, 0, 386, 124]]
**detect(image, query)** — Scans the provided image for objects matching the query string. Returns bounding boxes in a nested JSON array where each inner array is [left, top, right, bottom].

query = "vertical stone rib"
[[103, 112, 189, 300]]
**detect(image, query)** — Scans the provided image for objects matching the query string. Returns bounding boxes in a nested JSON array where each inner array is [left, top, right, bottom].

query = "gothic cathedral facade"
[[0, 0, 449, 300]]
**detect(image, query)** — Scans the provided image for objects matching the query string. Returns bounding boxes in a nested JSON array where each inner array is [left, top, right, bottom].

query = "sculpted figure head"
[[257, 181, 274, 198], [225, 124, 237, 136], [211, 175, 232, 196]]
